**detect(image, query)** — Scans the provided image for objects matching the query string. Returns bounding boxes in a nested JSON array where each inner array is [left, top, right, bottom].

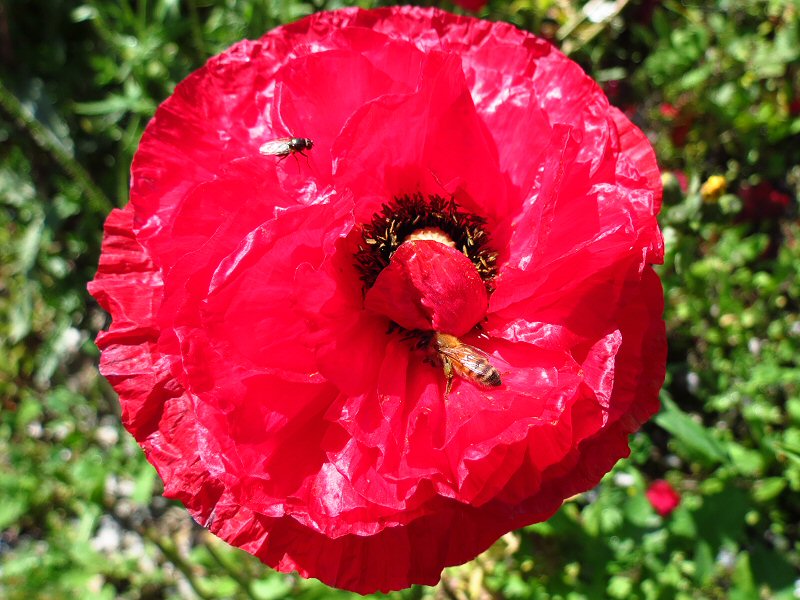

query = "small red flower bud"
[[646, 480, 681, 517], [740, 181, 793, 221], [453, 0, 487, 12], [659, 103, 679, 119]]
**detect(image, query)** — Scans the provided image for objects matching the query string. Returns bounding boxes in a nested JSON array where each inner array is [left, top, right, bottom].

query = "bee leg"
[[442, 358, 453, 397]]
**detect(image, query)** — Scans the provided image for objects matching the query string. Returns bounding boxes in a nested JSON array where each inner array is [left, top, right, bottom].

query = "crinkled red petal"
[[364, 240, 488, 335]]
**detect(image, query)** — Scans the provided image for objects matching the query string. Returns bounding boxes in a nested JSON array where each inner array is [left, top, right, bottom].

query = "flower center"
[[355, 194, 498, 337], [355, 194, 498, 292], [405, 227, 456, 247]]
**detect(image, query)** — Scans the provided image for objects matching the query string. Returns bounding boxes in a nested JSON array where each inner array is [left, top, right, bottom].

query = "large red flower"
[[89, 6, 665, 593]]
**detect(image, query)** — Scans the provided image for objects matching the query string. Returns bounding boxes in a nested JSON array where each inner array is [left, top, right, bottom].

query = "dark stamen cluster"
[[354, 193, 498, 293]]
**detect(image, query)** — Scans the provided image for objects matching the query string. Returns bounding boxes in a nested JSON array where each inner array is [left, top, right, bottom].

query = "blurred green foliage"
[[1, 0, 798, 598]]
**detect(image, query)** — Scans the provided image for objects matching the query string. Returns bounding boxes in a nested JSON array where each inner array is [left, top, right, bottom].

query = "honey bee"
[[259, 137, 314, 160], [433, 332, 502, 395]]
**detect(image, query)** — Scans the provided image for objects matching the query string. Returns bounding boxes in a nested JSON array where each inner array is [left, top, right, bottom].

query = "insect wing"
[[259, 138, 292, 156], [438, 343, 493, 373]]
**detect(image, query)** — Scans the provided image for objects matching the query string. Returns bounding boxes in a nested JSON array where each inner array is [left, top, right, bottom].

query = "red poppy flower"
[[646, 480, 681, 517], [659, 103, 680, 120], [739, 181, 793, 221], [89, 6, 665, 593], [452, 0, 488, 12]]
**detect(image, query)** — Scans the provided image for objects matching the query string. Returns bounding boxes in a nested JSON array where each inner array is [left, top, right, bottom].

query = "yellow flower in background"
[[700, 175, 727, 202]]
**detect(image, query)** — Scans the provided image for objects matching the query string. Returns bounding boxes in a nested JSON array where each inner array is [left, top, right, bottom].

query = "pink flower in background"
[[740, 181, 793, 221], [646, 480, 681, 516], [659, 103, 679, 119], [674, 170, 688, 193], [452, 0, 488, 12]]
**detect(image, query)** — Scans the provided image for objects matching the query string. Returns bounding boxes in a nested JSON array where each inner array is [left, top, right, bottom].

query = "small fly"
[[259, 137, 314, 161]]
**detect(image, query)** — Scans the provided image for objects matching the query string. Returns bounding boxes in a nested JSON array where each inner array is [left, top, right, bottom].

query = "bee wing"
[[438, 343, 494, 371], [259, 139, 291, 155]]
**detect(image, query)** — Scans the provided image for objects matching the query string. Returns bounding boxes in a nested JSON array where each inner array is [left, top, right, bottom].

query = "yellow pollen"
[[405, 227, 456, 248]]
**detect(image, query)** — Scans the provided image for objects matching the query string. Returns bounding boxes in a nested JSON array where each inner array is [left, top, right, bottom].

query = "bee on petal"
[[259, 137, 314, 160], [433, 332, 502, 395]]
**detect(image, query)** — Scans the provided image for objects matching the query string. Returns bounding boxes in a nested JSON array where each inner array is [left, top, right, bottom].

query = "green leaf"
[[727, 442, 764, 476], [625, 493, 657, 528], [0, 497, 28, 530], [132, 461, 157, 505], [8, 284, 34, 343], [730, 552, 758, 600], [752, 477, 786, 503], [668, 507, 697, 539], [607, 575, 634, 599], [73, 95, 155, 116], [655, 395, 729, 465], [693, 540, 714, 585], [250, 575, 293, 600]]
